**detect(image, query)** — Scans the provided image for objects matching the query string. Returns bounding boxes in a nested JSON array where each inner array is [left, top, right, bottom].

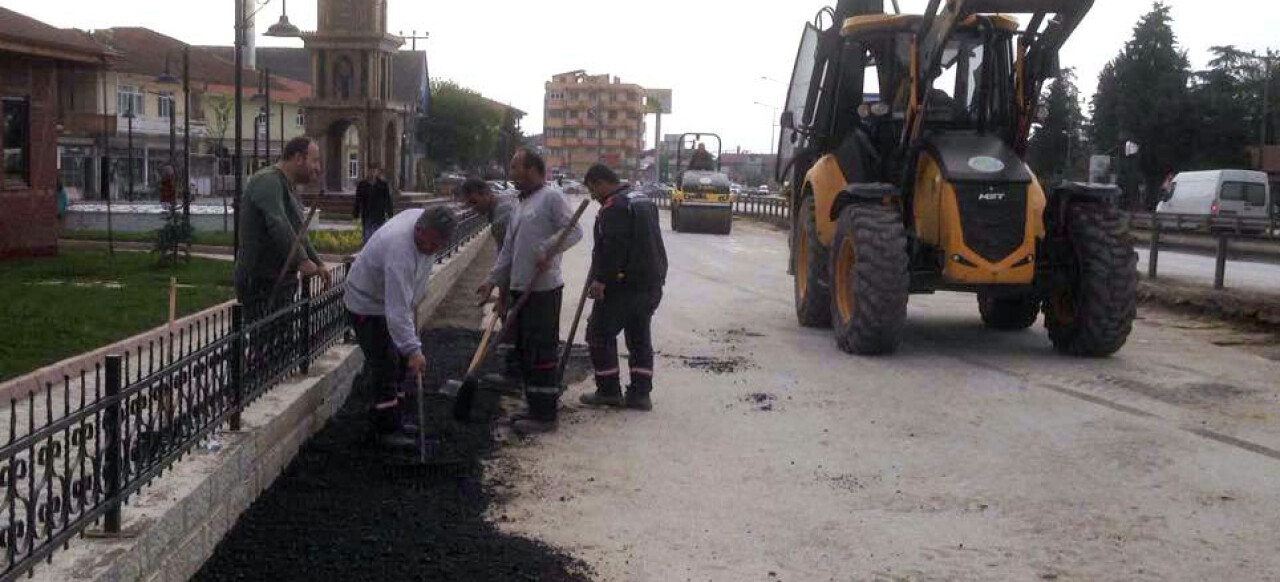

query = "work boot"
[[479, 372, 523, 395], [510, 414, 558, 436], [625, 386, 653, 411], [579, 376, 624, 408]]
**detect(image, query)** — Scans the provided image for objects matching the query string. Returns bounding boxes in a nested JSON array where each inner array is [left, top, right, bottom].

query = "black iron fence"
[[1127, 212, 1280, 289], [649, 192, 791, 227], [0, 210, 486, 581]]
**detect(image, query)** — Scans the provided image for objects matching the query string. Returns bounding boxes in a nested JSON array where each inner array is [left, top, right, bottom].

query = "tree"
[[418, 80, 502, 173], [205, 93, 233, 151], [1183, 46, 1255, 170], [1088, 2, 1196, 210], [1028, 68, 1085, 182]]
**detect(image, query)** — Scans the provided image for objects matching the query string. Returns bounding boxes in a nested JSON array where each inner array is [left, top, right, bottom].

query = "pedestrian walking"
[[346, 205, 457, 449], [457, 177, 522, 386], [234, 136, 330, 319], [354, 165, 394, 244], [577, 164, 668, 411], [476, 149, 583, 435]]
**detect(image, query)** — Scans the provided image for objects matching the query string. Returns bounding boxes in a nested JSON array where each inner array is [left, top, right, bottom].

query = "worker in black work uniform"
[[578, 163, 668, 411]]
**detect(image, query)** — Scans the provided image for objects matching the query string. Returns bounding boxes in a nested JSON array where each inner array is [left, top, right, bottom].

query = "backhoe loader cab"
[[782, 0, 1137, 357]]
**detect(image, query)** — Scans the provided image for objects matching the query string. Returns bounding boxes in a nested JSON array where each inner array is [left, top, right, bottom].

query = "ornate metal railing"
[[0, 210, 486, 581]]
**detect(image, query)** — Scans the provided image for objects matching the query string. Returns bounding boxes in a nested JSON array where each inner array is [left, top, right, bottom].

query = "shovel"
[[446, 198, 591, 422]]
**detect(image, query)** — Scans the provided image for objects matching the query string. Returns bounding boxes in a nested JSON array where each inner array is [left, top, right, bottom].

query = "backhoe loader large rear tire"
[[793, 194, 831, 328], [829, 203, 908, 355], [1044, 204, 1138, 357], [978, 292, 1040, 331]]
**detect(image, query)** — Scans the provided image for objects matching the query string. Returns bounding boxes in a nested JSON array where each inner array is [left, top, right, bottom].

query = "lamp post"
[[235, 0, 301, 258], [753, 101, 780, 157], [159, 46, 193, 222], [123, 106, 135, 200]]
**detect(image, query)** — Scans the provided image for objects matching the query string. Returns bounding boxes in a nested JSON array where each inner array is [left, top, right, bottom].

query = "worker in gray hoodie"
[[346, 205, 457, 449], [476, 149, 583, 435]]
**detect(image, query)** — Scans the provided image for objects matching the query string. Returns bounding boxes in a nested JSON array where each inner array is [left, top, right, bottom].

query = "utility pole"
[[1262, 49, 1273, 155], [400, 30, 429, 190]]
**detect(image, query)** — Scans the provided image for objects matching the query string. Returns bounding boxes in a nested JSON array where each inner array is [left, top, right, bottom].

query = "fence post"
[[102, 355, 123, 534], [1214, 236, 1228, 289], [1148, 216, 1161, 279], [300, 276, 313, 375], [229, 303, 244, 431]]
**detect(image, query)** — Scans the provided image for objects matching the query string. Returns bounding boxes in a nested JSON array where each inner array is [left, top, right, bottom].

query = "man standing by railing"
[[346, 205, 457, 449], [235, 137, 331, 319]]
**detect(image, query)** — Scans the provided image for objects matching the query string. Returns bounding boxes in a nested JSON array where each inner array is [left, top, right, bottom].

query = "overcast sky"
[[5, 0, 1276, 153]]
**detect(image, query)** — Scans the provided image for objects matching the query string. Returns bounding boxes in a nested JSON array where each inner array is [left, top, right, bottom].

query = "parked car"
[[757, 185, 771, 194], [1157, 170, 1271, 223]]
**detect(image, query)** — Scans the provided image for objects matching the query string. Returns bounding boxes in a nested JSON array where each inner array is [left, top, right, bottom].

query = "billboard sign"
[[646, 89, 673, 114]]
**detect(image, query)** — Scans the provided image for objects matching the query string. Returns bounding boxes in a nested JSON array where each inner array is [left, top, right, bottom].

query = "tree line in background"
[[418, 80, 524, 181], [1027, 1, 1277, 210]]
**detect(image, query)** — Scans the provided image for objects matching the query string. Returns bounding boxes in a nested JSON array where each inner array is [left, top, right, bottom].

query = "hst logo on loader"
[[977, 190, 1007, 202]]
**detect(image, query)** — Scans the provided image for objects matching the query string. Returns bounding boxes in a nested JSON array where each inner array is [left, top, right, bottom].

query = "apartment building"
[[543, 70, 646, 179]]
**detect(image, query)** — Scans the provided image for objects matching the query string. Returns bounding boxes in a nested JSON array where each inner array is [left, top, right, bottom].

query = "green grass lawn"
[[0, 250, 235, 382], [61, 229, 362, 255]]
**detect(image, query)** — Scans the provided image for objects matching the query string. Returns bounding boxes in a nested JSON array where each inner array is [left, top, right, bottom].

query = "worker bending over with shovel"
[[346, 205, 457, 450], [579, 164, 668, 411], [477, 149, 583, 435]]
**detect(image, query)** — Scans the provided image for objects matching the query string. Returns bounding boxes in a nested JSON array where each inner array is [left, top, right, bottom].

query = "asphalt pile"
[[193, 327, 591, 582]]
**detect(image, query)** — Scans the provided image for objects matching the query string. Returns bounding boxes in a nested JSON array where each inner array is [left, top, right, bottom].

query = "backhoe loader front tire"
[[978, 292, 1040, 331], [793, 194, 831, 328], [1044, 204, 1138, 357], [829, 204, 908, 355]]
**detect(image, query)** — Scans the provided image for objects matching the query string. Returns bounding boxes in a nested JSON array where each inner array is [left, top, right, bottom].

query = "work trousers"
[[509, 287, 563, 421], [586, 287, 662, 394], [348, 310, 407, 434]]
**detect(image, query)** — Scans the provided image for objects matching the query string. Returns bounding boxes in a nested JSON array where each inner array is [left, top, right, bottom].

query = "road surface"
[[1137, 247, 1280, 295], [482, 197, 1280, 582]]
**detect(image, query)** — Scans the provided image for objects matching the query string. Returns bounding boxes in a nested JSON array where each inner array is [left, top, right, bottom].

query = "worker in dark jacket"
[[579, 163, 668, 411], [235, 136, 330, 319], [354, 165, 394, 244], [687, 142, 716, 172]]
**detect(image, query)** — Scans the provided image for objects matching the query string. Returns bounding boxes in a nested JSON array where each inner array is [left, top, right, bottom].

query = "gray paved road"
[[487, 199, 1280, 582], [1138, 247, 1280, 294]]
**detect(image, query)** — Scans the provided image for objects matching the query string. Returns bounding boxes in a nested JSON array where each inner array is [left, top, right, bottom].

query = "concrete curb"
[[30, 235, 493, 582]]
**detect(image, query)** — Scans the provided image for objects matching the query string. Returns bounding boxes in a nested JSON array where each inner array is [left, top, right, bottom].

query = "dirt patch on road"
[[664, 353, 755, 375], [1138, 277, 1280, 331], [741, 392, 777, 411], [193, 327, 592, 582]]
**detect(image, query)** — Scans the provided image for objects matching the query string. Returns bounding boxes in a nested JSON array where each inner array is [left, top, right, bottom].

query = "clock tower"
[[302, 0, 406, 192]]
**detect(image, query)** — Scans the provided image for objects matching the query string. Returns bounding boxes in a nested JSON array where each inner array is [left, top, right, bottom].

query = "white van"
[[1157, 170, 1271, 220]]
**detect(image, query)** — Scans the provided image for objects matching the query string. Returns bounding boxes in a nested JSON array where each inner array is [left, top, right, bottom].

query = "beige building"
[[543, 70, 646, 179]]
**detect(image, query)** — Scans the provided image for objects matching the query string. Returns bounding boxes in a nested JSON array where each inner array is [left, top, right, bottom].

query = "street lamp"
[[234, 0, 300, 259], [251, 68, 273, 169], [753, 101, 780, 157], [122, 105, 135, 200], [156, 46, 192, 224]]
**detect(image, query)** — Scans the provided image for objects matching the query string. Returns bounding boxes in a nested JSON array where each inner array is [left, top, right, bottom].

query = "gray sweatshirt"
[[486, 185, 583, 292], [489, 192, 518, 250], [344, 209, 435, 357]]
